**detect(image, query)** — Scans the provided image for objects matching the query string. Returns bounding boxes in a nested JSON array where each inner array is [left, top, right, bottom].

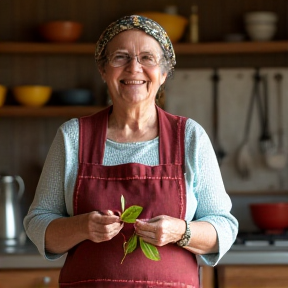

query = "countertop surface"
[[218, 245, 288, 265], [0, 239, 66, 269], [1, 241, 288, 269]]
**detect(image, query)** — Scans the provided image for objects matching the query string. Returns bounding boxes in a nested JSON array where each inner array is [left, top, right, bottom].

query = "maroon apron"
[[59, 106, 199, 288]]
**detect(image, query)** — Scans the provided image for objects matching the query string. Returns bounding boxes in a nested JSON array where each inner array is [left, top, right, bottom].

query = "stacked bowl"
[[244, 11, 278, 41]]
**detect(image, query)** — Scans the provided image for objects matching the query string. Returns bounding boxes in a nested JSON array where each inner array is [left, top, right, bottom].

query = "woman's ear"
[[160, 72, 168, 86], [98, 66, 107, 83]]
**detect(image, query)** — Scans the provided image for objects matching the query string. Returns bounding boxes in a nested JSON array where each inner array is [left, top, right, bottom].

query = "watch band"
[[177, 220, 191, 247]]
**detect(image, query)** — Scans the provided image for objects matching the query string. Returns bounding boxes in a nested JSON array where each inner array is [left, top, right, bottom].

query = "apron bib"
[[59, 106, 199, 288]]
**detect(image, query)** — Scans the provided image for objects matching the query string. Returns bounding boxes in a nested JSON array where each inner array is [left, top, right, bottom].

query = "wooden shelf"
[[1, 41, 288, 55], [175, 41, 288, 55], [0, 105, 106, 117]]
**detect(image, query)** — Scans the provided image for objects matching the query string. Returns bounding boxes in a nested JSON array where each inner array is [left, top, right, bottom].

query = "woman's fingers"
[[134, 216, 185, 246], [85, 211, 185, 247], [86, 211, 123, 243]]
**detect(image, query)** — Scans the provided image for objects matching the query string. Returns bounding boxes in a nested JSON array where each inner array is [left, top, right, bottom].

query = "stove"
[[231, 231, 288, 251]]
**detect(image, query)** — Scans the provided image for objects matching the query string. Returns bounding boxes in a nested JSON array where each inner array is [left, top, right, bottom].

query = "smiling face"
[[99, 29, 168, 108]]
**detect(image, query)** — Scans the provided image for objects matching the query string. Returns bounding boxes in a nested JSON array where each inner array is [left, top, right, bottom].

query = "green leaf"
[[121, 205, 143, 223], [121, 233, 138, 264], [121, 195, 125, 212], [139, 237, 161, 261]]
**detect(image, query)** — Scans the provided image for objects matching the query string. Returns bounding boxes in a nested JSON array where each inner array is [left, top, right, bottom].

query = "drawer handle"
[[35, 276, 51, 288]]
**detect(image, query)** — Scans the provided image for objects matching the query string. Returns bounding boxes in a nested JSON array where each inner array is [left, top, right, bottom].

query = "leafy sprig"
[[120, 195, 160, 263]]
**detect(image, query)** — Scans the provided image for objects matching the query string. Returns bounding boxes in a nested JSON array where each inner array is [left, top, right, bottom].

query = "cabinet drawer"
[[218, 265, 288, 288], [0, 268, 60, 288]]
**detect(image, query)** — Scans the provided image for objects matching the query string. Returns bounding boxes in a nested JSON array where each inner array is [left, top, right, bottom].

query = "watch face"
[[177, 236, 189, 246], [177, 220, 191, 246]]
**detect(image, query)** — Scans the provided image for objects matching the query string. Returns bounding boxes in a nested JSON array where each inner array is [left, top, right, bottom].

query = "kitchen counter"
[[218, 245, 288, 265], [0, 239, 66, 269], [1, 241, 288, 269]]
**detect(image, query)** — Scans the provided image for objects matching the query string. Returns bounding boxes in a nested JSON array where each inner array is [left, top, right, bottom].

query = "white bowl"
[[246, 23, 276, 41], [244, 11, 278, 24]]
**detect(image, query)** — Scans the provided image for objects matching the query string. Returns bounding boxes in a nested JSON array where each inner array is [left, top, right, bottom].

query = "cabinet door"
[[217, 265, 288, 288], [0, 269, 60, 288], [200, 266, 215, 288]]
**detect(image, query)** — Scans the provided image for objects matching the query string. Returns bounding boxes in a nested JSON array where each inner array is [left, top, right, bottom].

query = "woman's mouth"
[[120, 80, 146, 85]]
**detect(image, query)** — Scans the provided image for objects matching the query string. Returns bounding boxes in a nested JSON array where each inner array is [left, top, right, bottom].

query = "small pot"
[[250, 202, 288, 231]]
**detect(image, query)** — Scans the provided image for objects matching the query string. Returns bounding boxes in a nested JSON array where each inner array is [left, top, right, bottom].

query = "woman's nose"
[[125, 56, 143, 72]]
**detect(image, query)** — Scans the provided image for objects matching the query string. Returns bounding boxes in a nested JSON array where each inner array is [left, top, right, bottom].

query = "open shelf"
[[175, 41, 288, 55], [1, 41, 288, 55], [0, 105, 106, 118]]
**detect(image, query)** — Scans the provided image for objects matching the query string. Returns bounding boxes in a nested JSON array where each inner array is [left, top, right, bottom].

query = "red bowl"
[[250, 203, 288, 231], [39, 21, 83, 43]]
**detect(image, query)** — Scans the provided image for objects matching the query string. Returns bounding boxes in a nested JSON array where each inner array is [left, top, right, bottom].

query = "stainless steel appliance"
[[0, 175, 25, 245], [232, 231, 288, 251]]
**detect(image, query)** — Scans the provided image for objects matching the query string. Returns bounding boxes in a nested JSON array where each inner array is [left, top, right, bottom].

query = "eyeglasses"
[[106, 52, 163, 68]]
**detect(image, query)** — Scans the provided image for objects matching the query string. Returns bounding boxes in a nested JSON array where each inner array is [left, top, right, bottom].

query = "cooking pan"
[[250, 202, 288, 231]]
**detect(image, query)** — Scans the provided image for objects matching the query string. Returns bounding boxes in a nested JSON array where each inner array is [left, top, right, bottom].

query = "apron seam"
[[60, 278, 195, 287], [78, 176, 183, 180]]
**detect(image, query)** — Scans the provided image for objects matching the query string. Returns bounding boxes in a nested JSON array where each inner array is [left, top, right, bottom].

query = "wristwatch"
[[177, 220, 191, 247]]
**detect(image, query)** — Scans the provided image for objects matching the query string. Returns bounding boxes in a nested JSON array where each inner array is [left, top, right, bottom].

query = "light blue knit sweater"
[[24, 117, 238, 266]]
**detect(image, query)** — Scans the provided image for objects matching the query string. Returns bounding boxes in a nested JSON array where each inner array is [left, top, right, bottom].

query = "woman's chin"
[[119, 93, 150, 104]]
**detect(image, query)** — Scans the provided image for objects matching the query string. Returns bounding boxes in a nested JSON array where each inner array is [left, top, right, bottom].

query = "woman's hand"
[[134, 215, 185, 246], [85, 210, 124, 243], [134, 216, 218, 254], [45, 210, 123, 254]]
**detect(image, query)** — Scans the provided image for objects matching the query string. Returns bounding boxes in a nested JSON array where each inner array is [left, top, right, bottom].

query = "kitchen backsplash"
[[165, 68, 288, 192]]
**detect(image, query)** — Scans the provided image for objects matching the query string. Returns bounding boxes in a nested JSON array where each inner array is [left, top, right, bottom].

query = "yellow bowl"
[[0, 85, 7, 107], [13, 85, 52, 107], [136, 12, 188, 43]]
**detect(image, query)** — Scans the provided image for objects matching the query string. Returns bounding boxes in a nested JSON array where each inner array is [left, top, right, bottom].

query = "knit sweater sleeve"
[[184, 118, 238, 266], [23, 119, 79, 260]]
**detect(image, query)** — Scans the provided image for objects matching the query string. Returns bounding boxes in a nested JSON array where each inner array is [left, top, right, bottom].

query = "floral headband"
[[95, 15, 176, 67]]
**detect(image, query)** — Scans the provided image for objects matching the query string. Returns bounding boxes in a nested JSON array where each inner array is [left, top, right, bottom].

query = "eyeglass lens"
[[109, 52, 159, 67]]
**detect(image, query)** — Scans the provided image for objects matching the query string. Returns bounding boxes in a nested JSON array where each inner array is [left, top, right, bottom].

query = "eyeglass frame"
[[103, 51, 166, 68]]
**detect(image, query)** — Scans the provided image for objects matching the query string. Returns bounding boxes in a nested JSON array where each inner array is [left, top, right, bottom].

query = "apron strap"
[[79, 106, 110, 164], [79, 105, 188, 167], [157, 106, 187, 168]]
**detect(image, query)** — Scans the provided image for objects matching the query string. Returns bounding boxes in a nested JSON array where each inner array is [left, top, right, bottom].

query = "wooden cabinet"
[[0, 269, 60, 288], [217, 265, 288, 288], [200, 266, 215, 288]]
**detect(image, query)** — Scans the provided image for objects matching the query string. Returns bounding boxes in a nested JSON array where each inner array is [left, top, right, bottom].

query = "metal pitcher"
[[0, 175, 25, 242]]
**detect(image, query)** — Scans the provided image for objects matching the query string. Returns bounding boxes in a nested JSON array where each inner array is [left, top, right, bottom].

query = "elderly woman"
[[24, 15, 238, 288]]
